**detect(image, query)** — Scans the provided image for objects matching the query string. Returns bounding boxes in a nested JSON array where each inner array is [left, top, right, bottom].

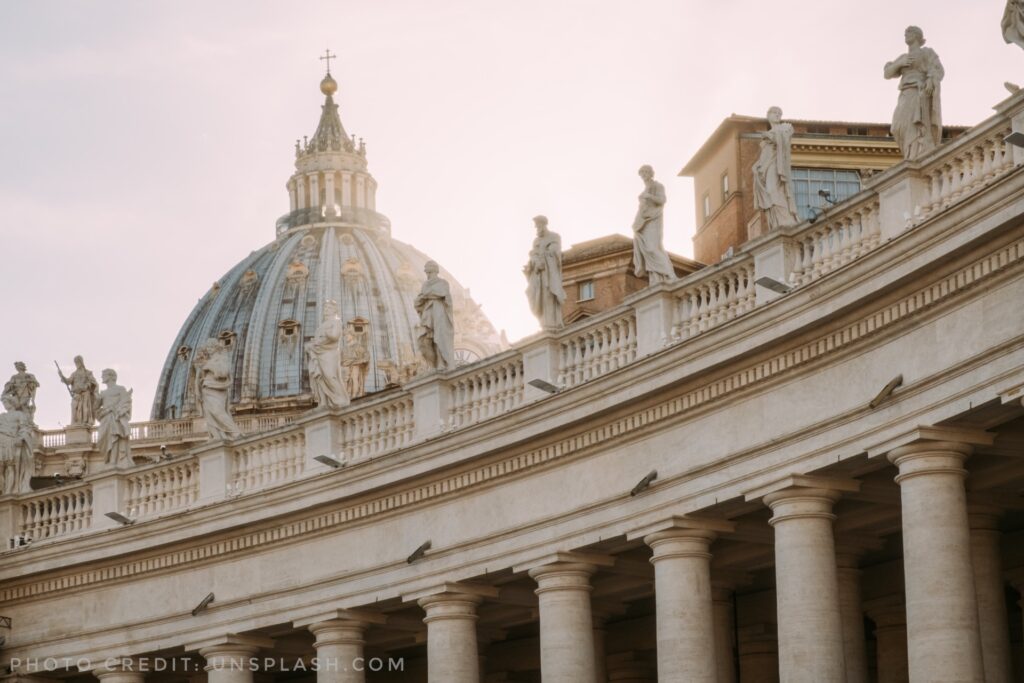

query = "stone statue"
[[632, 165, 676, 286], [414, 261, 455, 371], [524, 215, 566, 331], [884, 26, 944, 161], [753, 107, 801, 231], [1004, 0, 1024, 51], [306, 301, 351, 410], [342, 318, 370, 399], [96, 369, 132, 468], [193, 339, 241, 441], [1, 362, 39, 424], [0, 396, 36, 494], [57, 356, 98, 426]]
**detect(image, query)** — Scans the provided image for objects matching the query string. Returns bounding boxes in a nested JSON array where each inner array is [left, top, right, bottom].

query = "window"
[[721, 173, 730, 201], [702, 193, 711, 221], [791, 168, 861, 220], [578, 280, 595, 302]]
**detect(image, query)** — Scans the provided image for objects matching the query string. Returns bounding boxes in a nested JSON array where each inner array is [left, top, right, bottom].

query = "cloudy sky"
[[0, 0, 1016, 428]]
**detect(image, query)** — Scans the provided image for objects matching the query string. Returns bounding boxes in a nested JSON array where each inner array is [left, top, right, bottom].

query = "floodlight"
[[1004, 131, 1024, 148], [630, 470, 658, 497], [754, 276, 792, 295], [105, 512, 135, 526], [314, 454, 344, 468], [528, 379, 561, 394], [407, 540, 432, 564], [191, 592, 215, 616], [869, 374, 904, 409]]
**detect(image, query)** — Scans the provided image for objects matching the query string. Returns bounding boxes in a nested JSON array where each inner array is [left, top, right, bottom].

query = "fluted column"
[[188, 635, 274, 683], [417, 591, 486, 683], [888, 440, 984, 682], [968, 505, 1012, 683], [628, 517, 733, 683], [520, 553, 611, 683], [835, 545, 871, 683], [752, 476, 857, 682], [94, 660, 146, 683], [294, 609, 386, 683], [864, 596, 909, 683]]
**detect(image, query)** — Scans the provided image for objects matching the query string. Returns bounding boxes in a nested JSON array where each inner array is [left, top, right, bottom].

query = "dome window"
[[218, 330, 237, 347], [278, 319, 301, 338], [176, 345, 192, 361]]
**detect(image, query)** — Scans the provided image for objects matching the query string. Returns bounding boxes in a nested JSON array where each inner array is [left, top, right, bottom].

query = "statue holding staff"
[[56, 356, 98, 426]]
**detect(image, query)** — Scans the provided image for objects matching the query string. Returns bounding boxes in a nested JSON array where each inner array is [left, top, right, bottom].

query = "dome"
[[150, 68, 505, 420]]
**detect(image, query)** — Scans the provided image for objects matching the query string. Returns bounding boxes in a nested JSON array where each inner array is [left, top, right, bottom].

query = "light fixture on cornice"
[[869, 374, 904, 409], [754, 276, 792, 295], [105, 511, 135, 526], [528, 378, 562, 394], [630, 470, 658, 497], [1004, 131, 1024, 148], [191, 592, 215, 617], [407, 540, 432, 564], [314, 454, 344, 469]]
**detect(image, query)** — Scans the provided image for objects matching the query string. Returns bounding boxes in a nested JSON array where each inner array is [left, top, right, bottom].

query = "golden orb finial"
[[320, 74, 338, 96]]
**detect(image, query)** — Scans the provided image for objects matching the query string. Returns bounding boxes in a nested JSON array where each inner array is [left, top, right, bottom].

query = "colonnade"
[[77, 434, 1022, 683]]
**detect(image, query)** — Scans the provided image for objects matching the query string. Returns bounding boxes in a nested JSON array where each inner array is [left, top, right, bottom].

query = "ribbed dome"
[[150, 65, 506, 420]]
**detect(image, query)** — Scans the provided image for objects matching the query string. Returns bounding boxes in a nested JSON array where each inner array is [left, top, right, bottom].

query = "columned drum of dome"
[[151, 72, 504, 420]]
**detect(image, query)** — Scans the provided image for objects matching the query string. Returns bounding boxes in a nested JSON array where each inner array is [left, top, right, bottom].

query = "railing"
[[916, 125, 1014, 223], [789, 197, 882, 287], [449, 358, 525, 429], [232, 432, 306, 493], [130, 418, 197, 443], [558, 312, 638, 388], [236, 414, 299, 435], [337, 396, 415, 463], [38, 430, 66, 448], [19, 485, 92, 541], [125, 458, 199, 519], [673, 258, 756, 341]]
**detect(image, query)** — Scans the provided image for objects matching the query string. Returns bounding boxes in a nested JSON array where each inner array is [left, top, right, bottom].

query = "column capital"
[[89, 658, 146, 678], [743, 473, 859, 503], [184, 634, 274, 657], [513, 550, 614, 576], [293, 608, 386, 631], [403, 581, 499, 605], [866, 425, 993, 460], [626, 514, 735, 543]]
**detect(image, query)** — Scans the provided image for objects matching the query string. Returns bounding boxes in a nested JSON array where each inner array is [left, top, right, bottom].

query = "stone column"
[[969, 505, 1012, 683], [188, 635, 273, 683], [751, 476, 857, 682], [711, 585, 737, 683], [627, 517, 734, 683], [605, 652, 655, 682], [888, 440, 985, 682], [864, 596, 909, 683], [736, 624, 779, 683], [294, 610, 386, 683], [835, 546, 870, 683], [519, 553, 612, 683], [592, 610, 613, 683], [94, 660, 146, 683], [407, 583, 498, 683]]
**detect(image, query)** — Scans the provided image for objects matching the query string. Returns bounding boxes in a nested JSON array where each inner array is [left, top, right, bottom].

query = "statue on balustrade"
[[2, 362, 39, 424], [306, 301, 351, 409], [632, 165, 676, 286], [524, 215, 566, 331], [193, 339, 241, 441], [414, 261, 455, 371], [884, 26, 944, 161], [0, 396, 36, 494], [342, 317, 370, 399], [753, 106, 801, 231], [56, 356, 98, 426], [1005, 1, 1024, 51], [96, 369, 132, 468]]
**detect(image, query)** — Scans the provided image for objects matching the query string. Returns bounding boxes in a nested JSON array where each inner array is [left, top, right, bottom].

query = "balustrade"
[[19, 485, 92, 541], [125, 459, 199, 519], [232, 432, 306, 493], [673, 260, 756, 341], [449, 359, 524, 429], [917, 127, 1014, 221], [337, 396, 415, 462], [788, 198, 881, 287], [558, 314, 637, 388]]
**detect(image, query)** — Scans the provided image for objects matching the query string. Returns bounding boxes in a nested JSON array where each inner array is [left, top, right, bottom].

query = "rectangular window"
[[578, 280, 595, 302], [791, 168, 862, 220], [702, 193, 711, 221], [721, 173, 730, 201]]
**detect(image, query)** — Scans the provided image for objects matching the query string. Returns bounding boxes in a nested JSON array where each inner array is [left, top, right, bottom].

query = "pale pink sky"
[[0, 1, 1016, 428]]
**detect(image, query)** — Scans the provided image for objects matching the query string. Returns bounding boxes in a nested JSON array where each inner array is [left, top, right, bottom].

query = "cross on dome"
[[319, 48, 336, 75]]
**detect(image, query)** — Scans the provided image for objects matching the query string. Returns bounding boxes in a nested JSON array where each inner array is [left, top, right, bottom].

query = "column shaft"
[[200, 646, 261, 683], [310, 620, 369, 683], [529, 562, 597, 683], [889, 443, 984, 682], [969, 509, 1012, 683], [766, 488, 846, 682], [419, 593, 482, 683], [836, 555, 868, 683], [712, 587, 737, 683]]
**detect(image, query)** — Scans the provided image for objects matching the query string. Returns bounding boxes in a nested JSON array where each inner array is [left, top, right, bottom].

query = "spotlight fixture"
[[528, 378, 562, 394], [191, 592, 215, 616], [869, 374, 904, 409], [406, 540, 432, 564], [630, 470, 658, 497], [314, 454, 344, 468], [1004, 131, 1024, 148], [160, 444, 172, 460], [818, 189, 838, 205], [104, 511, 135, 526], [754, 276, 792, 295]]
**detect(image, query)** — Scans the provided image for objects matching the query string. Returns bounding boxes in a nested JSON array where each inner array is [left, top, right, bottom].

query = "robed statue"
[[524, 215, 566, 331], [632, 165, 676, 285], [1004, 0, 1024, 51], [193, 339, 241, 441], [0, 396, 35, 494], [342, 318, 370, 399], [753, 106, 801, 230], [96, 369, 132, 468], [414, 261, 455, 371], [57, 356, 98, 426], [884, 26, 944, 161], [306, 300, 351, 409], [2, 362, 39, 424]]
